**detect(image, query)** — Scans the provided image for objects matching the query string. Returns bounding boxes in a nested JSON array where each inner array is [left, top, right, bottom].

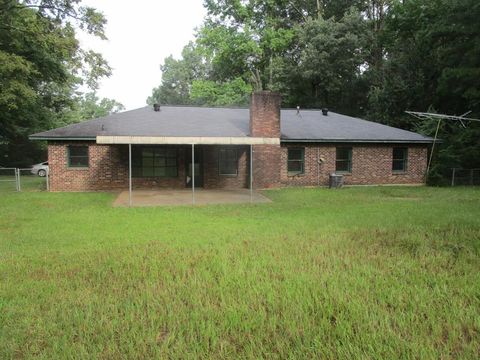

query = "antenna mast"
[[405, 110, 480, 180]]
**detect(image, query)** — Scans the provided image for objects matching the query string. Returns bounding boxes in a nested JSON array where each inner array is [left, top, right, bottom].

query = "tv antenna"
[[405, 110, 480, 178]]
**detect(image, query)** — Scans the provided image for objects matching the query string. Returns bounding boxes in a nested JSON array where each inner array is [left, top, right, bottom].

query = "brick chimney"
[[250, 91, 281, 138], [249, 91, 282, 189]]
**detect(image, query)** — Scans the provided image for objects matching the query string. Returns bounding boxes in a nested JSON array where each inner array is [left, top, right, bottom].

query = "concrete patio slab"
[[113, 189, 271, 207]]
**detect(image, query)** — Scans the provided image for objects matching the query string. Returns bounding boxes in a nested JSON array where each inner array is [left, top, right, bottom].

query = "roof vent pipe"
[[322, 108, 328, 116], [153, 103, 160, 112]]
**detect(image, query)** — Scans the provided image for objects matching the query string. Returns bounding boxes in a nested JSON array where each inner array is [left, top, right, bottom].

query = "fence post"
[[451, 168, 455, 187], [17, 168, 21, 192], [14, 168, 18, 191]]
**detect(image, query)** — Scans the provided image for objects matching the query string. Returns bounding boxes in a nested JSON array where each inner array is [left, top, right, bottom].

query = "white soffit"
[[96, 136, 280, 145]]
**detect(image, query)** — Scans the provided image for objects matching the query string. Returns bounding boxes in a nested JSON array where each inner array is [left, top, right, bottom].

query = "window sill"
[[392, 171, 408, 175], [219, 174, 238, 177], [67, 167, 89, 170], [288, 172, 305, 177], [335, 172, 352, 176]]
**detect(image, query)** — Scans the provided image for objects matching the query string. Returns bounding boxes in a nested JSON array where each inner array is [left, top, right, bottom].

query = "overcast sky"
[[77, 0, 206, 110]]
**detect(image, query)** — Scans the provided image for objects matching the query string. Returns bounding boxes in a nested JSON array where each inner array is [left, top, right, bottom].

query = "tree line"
[[148, 0, 480, 184]]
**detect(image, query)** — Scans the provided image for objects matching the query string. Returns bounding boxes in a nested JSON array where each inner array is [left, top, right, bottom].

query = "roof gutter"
[[280, 139, 436, 144], [29, 136, 96, 141]]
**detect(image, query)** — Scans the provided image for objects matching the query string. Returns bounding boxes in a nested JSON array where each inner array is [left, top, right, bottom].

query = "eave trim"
[[96, 135, 280, 145]]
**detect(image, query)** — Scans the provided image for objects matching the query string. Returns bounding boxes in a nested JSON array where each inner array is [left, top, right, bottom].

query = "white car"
[[31, 161, 49, 177]]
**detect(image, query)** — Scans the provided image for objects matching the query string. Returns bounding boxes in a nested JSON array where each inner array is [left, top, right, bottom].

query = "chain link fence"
[[0, 168, 49, 192], [3, 167, 478, 191], [0, 167, 18, 191], [450, 168, 480, 186]]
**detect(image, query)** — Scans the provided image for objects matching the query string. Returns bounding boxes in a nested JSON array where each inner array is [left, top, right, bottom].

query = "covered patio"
[[113, 189, 271, 207], [96, 135, 279, 206]]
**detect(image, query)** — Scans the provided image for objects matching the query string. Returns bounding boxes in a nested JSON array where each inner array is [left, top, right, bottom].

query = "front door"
[[186, 147, 203, 187]]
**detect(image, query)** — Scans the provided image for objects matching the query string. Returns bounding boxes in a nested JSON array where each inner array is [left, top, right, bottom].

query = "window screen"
[[392, 147, 408, 172], [336, 147, 352, 173], [288, 148, 305, 175], [219, 148, 238, 175], [67, 146, 89, 167], [132, 147, 177, 177]]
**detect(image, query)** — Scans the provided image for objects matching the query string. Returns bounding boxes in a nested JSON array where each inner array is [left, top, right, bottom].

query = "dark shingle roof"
[[280, 109, 433, 143], [30, 106, 433, 143]]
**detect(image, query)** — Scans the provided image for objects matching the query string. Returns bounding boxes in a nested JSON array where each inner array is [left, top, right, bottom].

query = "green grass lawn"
[[1, 187, 479, 358]]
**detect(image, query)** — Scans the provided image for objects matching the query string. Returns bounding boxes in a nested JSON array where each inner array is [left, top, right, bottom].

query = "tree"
[[0, 0, 111, 166], [275, 7, 369, 112], [200, 0, 299, 90], [147, 42, 211, 105], [148, 39, 252, 107], [368, 0, 480, 181], [58, 92, 124, 126], [149, 1, 371, 108], [191, 78, 252, 106]]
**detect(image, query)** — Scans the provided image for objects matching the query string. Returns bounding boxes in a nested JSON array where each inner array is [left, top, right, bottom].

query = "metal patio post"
[[46, 168, 49, 191], [192, 144, 195, 205], [128, 144, 132, 207], [250, 144, 253, 203]]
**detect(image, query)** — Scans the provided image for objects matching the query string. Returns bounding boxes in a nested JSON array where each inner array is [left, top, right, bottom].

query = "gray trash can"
[[329, 173, 344, 188]]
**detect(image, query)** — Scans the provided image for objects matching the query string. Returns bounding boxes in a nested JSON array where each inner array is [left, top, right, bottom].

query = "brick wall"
[[48, 142, 252, 191], [203, 146, 249, 189], [280, 143, 428, 186], [48, 141, 427, 191], [252, 144, 282, 188], [48, 141, 127, 191]]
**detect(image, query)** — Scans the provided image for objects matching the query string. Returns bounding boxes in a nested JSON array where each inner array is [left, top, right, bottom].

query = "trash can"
[[329, 173, 344, 188]]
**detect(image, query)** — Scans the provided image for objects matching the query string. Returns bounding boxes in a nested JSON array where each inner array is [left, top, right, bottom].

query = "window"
[[219, 148, 238, 176], [287, 148, 304, 175], [392, 147, 408, 172], [336, 147, 352, 173], [132, 147, 177, 177], [67, 145, 89, 167]]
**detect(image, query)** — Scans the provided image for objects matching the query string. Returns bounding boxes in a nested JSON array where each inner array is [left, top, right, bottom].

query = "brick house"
[[30, 92, 433, 192]]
